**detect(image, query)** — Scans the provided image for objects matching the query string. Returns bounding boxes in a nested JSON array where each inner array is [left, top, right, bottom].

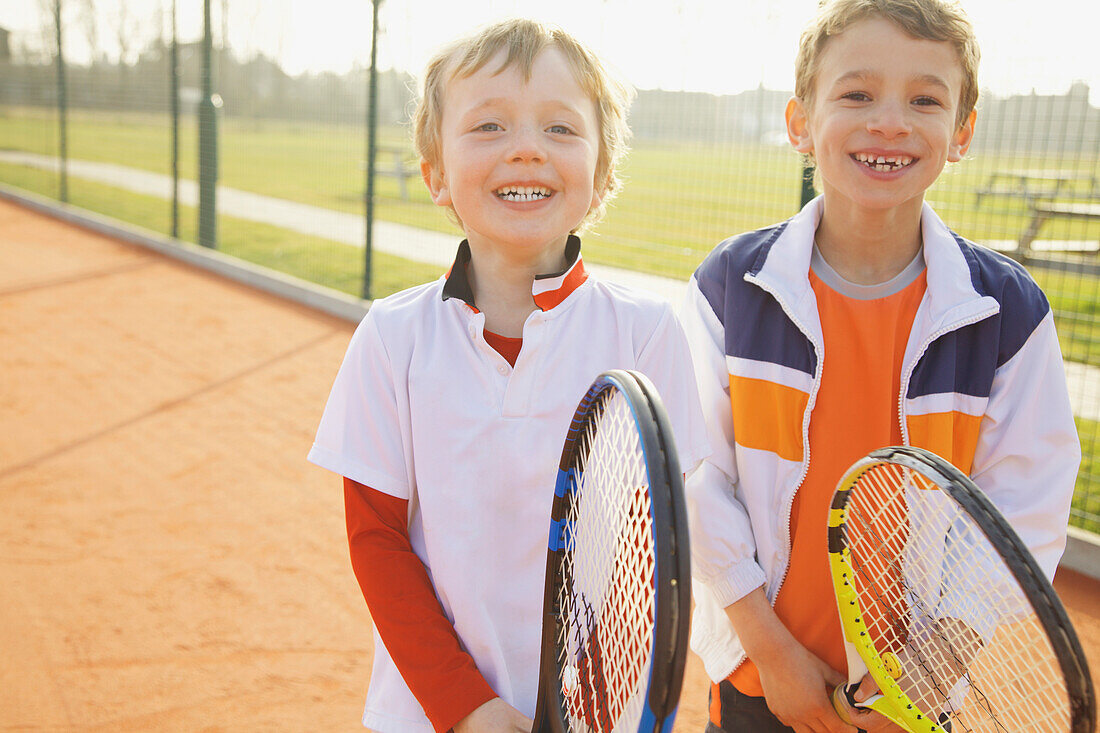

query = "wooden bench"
[[975, 170, 1099, 207], [364, 145, 420, 200], [1017, 201, 1100, 255]]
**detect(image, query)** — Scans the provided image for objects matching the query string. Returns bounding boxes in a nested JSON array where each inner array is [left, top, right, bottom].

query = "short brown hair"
[[412, 18, 634, 230], [794, 0, 980, 128]]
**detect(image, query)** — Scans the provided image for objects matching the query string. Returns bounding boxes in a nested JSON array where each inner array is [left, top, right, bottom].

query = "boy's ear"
[[420, 158, 451, 207], [948, 109, 977, 163], [591, 167, 613, 210], [785, 97, 814, 155]]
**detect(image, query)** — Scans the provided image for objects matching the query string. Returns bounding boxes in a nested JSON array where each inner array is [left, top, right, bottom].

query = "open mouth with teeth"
[[852, 152, 914, 171], [495, 186, 552, 202]]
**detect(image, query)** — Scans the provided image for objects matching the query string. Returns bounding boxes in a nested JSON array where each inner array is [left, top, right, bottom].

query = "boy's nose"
[[867, 101, 912, 138], [508, 126, 547, 163]]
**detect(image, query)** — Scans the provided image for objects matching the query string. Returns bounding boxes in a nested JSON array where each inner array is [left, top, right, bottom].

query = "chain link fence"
[[1, 1, 1098, 531]]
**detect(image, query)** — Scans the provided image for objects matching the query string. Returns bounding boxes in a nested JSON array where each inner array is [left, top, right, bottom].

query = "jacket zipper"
[[897, 306, 999, 445]]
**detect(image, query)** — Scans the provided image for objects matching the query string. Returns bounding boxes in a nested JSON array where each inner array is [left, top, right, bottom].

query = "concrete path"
[[0, 150, 686, 302], [4, 150, 1099, 421]]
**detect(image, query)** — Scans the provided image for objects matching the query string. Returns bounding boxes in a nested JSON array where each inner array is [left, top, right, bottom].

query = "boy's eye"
[[841, 91, 871, 102], [547, 124, 574, 135], [913, 96, 944, 107], [476, 122, 502, 132]]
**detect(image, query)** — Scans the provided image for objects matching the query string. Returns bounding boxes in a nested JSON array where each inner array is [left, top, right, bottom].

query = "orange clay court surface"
[[1, 195, 1097, 731]]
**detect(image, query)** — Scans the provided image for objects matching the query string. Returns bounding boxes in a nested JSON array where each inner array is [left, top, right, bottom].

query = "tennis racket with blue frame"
[[531, 370, 691, 733], [828, 445, 1095, 733]]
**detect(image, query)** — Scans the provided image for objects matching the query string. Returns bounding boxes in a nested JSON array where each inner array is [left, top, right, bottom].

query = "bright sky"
[[3, 0, 1097, 103]]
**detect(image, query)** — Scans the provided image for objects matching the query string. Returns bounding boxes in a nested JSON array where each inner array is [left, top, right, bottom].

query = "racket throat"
[[843, 639, 868, 688]]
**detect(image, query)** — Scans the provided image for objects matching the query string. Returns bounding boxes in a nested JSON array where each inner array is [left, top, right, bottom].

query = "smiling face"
[[787, 15, 975, 220], [422, 46, 603, 268]]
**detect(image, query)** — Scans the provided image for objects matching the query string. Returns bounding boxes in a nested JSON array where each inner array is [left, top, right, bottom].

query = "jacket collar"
[[751, 196, 999, 332], [441, 235, 588, 313]]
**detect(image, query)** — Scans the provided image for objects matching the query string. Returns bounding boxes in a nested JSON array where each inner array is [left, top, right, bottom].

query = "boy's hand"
[[830, 674, 908, 733], [725, 588, 856, 733], [453, 697, 533, 733], [754, 640, 857, 733]]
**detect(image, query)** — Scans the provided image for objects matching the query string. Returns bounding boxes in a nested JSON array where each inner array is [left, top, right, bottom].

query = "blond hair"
[[412, 18, 634, 230], [794, 0, 980, 128]]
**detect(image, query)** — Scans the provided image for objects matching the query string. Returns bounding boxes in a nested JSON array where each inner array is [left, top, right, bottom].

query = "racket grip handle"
[[831, 683, 886, 722], [831, 683, 859, 725]]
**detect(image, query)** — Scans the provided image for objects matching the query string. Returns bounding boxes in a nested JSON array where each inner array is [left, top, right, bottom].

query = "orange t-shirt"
[[731, 258, 927, 695]]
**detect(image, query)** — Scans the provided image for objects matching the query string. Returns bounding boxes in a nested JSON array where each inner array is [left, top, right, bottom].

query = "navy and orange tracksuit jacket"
[[680, 197, 1080, 683]]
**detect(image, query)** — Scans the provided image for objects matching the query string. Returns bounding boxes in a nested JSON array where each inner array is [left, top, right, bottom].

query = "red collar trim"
[[532, 235, 587, 311], [442, 236, 587, 313]]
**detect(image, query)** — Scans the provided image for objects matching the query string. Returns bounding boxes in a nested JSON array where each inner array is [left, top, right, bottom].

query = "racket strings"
[[846, 467, 973, 716], [843, 463, 1072, 732], [855, 466, 980, 713], [848, 466, 1002, 726], [554, 391, 656, 732]]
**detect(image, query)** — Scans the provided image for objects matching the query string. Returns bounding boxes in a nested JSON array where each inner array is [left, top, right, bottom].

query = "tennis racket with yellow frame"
[[827, 446, 1095, 733]]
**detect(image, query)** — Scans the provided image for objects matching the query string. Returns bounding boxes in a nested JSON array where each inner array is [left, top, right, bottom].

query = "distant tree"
[[76, 0, 99, 63]]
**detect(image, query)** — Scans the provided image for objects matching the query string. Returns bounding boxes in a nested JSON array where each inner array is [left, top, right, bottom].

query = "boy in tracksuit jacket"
[[679, 1, 1080, 731]]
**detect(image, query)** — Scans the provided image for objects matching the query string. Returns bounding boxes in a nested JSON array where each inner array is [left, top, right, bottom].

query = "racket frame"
[[827, 445, 1096, 733], [532, 370, 690, 733]]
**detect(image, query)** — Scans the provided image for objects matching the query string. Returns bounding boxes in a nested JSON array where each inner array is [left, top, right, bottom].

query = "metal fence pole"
[[362, 0, 383, 300], [170, 0, 180, 239], [53, 0, 68, 203], [800, 160, 815, 209], [198, 0, 219, 248]]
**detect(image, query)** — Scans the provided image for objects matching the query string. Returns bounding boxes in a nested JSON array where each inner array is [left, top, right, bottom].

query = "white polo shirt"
[[308, 240, 710, 732]]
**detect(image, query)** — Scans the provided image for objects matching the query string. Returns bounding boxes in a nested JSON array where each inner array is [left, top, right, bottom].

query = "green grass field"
[[1075, 417, 1100, 530], [4, 105, 1098, 281], [0, 159, 441, 298], [3, 105, 1099, 531], [5, 107, 1098, 360]]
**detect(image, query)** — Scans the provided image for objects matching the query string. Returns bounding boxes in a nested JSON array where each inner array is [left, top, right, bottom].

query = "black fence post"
[[53, 0, 68, 203], [170, 0, 180, 240], [362, 0, 383, 300], [800, 159, 815, 209], [198, 0, 220, 248]]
